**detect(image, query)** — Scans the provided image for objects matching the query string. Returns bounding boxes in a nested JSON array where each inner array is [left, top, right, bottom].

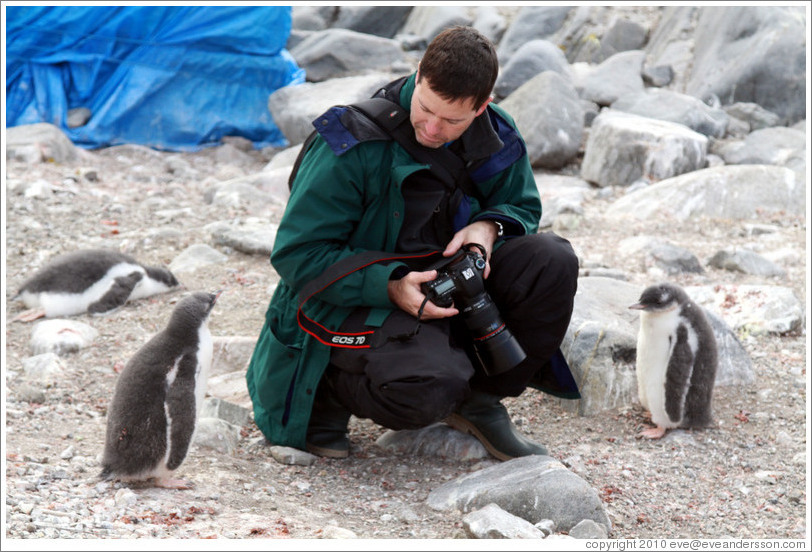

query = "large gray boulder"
[[290, 28, 410, 83], [399, 6, 473, 42], [575, 50, 646, 106], [497, 6, 573, 63], [646, 6, 807, 125], [711, 126, 806, 183], [604, 165, 804, 220], [611, 88, 729, 138], [581, 109, 708, 187], [427, 455, 611, 534], [332, 6, 414, 38], [499, 71, 584, 170], [268, 73, 395, 145], [493, 39, 573, 101]]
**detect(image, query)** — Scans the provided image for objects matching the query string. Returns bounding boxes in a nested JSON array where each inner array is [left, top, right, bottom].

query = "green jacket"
[[246, 73, 542, 448]]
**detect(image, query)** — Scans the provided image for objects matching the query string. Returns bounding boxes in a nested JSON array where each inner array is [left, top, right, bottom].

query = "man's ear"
[[475, 95, 493, 116]]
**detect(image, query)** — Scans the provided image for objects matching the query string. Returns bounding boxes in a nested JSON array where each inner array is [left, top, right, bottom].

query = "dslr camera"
[[421, 243, 526, 375]]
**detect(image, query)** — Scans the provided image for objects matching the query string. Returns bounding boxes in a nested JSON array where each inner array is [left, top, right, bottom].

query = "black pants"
[[326, 232, 579, 431]]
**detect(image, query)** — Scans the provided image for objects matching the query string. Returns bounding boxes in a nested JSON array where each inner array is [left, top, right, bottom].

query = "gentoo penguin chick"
[[100, 291, 220, 489], [629, 282, 718, 439], [12, 248, 180, 322]]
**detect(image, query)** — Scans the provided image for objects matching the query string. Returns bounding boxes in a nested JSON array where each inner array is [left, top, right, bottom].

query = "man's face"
[[410, 75, 489, 148]]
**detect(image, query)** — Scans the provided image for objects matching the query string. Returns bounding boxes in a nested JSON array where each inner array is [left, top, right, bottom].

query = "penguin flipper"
[[88, 272, 144, 314], [164, 353, 199, 471], [664, 325, 694, 425]]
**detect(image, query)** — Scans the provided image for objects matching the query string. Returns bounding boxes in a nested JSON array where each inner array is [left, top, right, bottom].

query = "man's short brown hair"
[[418, 26, 499, 110]]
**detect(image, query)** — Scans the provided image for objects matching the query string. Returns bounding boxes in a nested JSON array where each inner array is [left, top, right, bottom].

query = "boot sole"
[[305, 442, 349, 459], [445, 413, 512, 462]]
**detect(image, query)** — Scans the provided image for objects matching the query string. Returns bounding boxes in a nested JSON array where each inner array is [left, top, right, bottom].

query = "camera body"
[[421, 244, 526, 375]]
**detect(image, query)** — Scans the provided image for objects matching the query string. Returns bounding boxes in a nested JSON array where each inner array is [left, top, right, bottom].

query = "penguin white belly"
[[636, 309, 681, 429], [18, 262, 146, 316], [129, 275, 175, 300], [194, 324, 214, 416]]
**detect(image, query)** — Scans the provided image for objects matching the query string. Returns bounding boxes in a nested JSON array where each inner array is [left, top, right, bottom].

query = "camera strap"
[[296, 249, 443, 349]]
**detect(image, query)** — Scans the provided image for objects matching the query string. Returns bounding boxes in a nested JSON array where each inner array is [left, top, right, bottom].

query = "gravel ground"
[[2, 139, 809, 543]]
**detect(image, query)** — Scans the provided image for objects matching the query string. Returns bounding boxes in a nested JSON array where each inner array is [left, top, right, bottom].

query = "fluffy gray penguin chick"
[[13, 248, 180, 322], [100, 290, 220, 489], [629, 282, 718, 439]]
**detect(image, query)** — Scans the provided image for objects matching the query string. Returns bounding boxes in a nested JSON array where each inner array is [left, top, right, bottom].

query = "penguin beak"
[[629, 302, 646, 310], [212, 289, 224, 304]]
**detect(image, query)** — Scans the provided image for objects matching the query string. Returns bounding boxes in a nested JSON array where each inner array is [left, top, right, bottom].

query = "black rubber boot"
[[445, 390, 549, 461], [305, 378, 352, 458]]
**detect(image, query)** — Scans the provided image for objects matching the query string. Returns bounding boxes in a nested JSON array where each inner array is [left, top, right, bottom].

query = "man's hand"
[[388, 270, 459, 320], [443, 220, 499, 278]]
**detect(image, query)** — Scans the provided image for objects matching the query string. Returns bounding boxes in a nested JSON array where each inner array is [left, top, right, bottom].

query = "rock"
[[206, 371, 252, 409], [29, 321, 98, 357], [13, 383, 48, 404], [611, 88, 729, 138], [6, 123, 79, 164], [684, 7, 806, 125], [463, 503, 547, 539], [686, 284, 804, 336], [493, 40, 573, 100], [332, 6, 414, 39], [603, 165, 803, 220], [560, 277, 640, 416], [427, 455, 611, 534], [269, 446, 317, 466], [499, 71, 584, 170], [576, 50, 646, 106], [711, 126, 806, 182], [200, 398, 252, 428], [707, 248, 787, 278], [400, 6, 472, 42], [267, 73, 395, 145], [320, 525, 358, 538], [66, 107, 92, 128], [569, 518, 609, 539], [472, 6, 508, 45], [169, 244, 228, 274], [207, 218, 279, 257], [497, 6, 573, 63], [722, 103, 782, 132], [581, 109, 708, 187], [193, 417, 241, 455], [290, 29, 409, 83], [211, 336, 258, 376], [600, 18, 649, 59]]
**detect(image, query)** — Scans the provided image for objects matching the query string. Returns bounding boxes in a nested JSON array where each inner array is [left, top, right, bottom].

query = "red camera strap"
[[296, 249, 442, 349]]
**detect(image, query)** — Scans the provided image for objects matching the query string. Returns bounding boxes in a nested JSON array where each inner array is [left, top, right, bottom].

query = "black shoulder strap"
[[288, 80, 484, 203], [350, 98, 484, 203]]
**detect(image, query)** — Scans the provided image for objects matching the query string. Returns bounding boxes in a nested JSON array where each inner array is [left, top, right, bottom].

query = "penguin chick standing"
[[12, 248, 180, 322], [100, 291, 220, 489], [629, 282, 718, 439]]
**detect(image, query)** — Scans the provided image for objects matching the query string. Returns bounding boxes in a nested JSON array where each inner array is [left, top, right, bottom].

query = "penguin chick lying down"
[[100, 291, 220, 489], [12, 248, 180, 322], [629, 282, 718, 440]]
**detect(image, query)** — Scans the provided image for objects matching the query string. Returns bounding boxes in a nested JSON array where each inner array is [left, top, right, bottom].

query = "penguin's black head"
[[629, 282, 688, 312], [145, 266, 180, 288], [166, 291, 220, 336]]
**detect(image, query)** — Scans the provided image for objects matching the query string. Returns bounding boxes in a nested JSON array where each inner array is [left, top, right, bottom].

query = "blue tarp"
[[5, 6, 305, 151]]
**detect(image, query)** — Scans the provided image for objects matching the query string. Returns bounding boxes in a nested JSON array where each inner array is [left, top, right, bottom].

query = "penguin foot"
[[637, 426, 667, 439], [12, 308, 46, 322], [154, 477, 194, 490]]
